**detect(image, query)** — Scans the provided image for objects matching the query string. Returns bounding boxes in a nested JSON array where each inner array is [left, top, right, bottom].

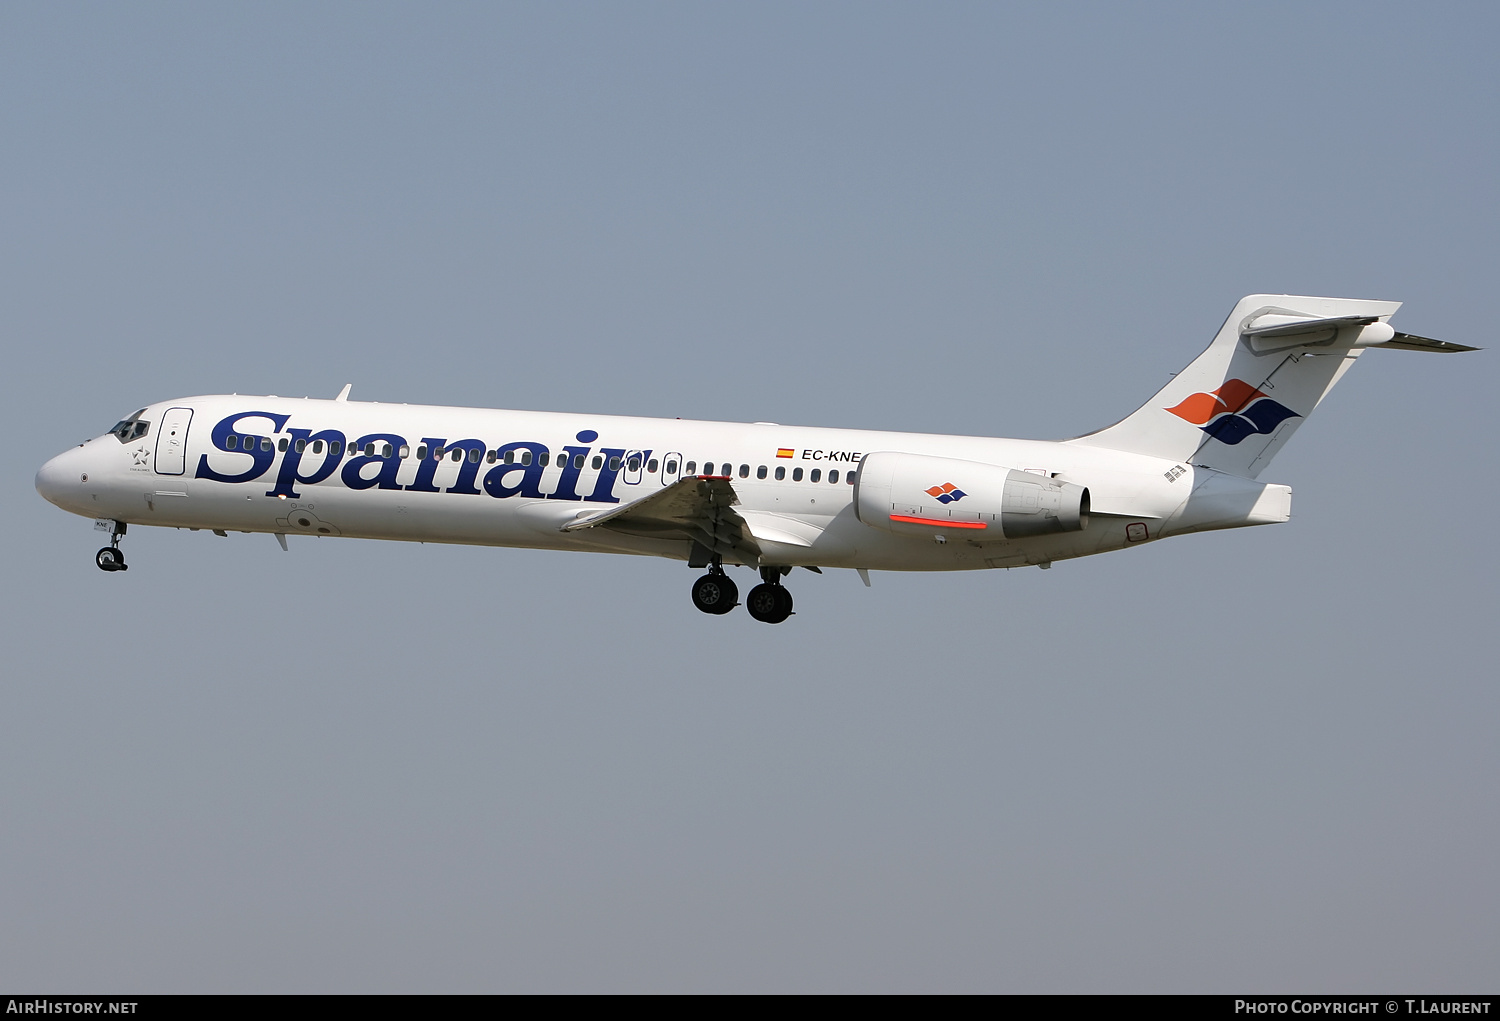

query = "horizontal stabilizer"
[[1241, 314, 1378, 339], [1371, 332, 1481, 354]]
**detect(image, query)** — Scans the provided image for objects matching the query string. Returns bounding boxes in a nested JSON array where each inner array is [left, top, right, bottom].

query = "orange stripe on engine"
[[888, 514, 988, 530]]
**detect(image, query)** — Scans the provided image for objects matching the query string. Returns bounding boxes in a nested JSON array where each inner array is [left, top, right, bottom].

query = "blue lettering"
[[442, 439, 488, 495], [195, 411, 289, 483], [482, 441, 550, 499], [404, 437, 447, 493], [586, 447, 627, 504], [340, 433, 408, 490], [546, 445, 592, 501], [266, 427, 348, 498]]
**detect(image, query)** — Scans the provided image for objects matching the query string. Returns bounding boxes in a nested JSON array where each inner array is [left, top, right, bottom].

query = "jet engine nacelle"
[[854, 451, 1089, 539]]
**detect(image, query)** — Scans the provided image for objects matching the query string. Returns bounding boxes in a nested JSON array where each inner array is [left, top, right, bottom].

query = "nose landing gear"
[[95, 521, 128, 572]]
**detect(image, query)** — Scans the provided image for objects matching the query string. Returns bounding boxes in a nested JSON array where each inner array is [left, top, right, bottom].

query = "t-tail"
[[1068, 293, 1478, 478]]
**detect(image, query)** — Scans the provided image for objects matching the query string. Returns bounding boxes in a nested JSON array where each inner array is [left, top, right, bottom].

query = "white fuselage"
[[35, 394, 1282, 573]]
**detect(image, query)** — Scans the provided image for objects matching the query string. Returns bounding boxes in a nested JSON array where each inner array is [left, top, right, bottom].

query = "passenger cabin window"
[[278, 438, 289, 452], [264, 438, 275, 452], [486, 450, 496, 463], [226, 435, 238, 449], [417, 445, 428, 459], [295, 439, 307, 454], [739, 464, 749, 478], [757, 465, 767, 479], [574, 454, 585, 469], [666, 459, 678, 474], [648, 458, 659, 473], [810, 468, 821, 482], [592, 455, 603, 469], [521, 451, 533, 466], [793, 467, 803, 481], [331, 441, 342, 456], [539, 453, 550, 467], [312, 440, 323, 454], [847, 471, 856, 484], [609, 456, 621, 471], [829, 469, 839, 483], [627, 457, 641, 472], [382, 443, 393, 458], [685, 461, 697, 475], [398, 444, 410, 458], [469, 448, 480, 463], [775, 466, 785, 480]]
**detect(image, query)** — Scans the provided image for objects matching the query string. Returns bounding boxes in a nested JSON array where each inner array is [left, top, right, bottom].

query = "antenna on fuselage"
[[335, 383, 352, 402]]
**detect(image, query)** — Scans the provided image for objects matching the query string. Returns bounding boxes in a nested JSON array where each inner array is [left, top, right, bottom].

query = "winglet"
[[335, 383, 353, 402]]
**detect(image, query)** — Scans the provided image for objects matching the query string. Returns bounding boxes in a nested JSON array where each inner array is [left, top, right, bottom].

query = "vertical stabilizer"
[[1068, 294, 1402, 478]]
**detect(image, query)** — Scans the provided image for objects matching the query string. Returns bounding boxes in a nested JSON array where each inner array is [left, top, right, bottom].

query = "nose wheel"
[[96, 521, 128, 572]]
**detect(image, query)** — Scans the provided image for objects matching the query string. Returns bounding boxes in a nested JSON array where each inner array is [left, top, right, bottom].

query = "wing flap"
[[561, 476, 762, 563]]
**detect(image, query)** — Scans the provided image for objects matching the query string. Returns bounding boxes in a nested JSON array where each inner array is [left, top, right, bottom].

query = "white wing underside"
[[561, 475, 824, 565]]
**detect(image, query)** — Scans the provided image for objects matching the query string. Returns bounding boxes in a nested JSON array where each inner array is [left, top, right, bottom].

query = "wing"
[[561, 475, 762, 565]]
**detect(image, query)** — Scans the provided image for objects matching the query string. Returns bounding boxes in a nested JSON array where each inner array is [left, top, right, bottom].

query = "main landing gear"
[[690, 565, 794, 624], [95, 521, 128, 572], [690, 567, 738, 615]]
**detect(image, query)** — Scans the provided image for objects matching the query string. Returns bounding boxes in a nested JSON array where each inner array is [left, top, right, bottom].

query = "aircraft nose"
[[35, 446, 91, 512]]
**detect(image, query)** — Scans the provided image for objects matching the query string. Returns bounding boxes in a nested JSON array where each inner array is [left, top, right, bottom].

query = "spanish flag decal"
[[776, 448, 795, 459]]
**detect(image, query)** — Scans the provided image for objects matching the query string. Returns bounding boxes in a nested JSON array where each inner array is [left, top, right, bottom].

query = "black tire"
[[746, 583, 793, 624], [95, 547, 124, 572], [691, 573, 739, 615], [774, 585, 793, 621]]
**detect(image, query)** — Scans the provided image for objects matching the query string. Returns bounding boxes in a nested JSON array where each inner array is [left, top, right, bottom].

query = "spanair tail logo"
[[1165, 379, 1300, 445]]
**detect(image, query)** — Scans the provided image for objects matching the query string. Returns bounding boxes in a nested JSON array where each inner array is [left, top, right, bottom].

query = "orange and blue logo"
[[925, 482, 966, 504], [1165, 379, 1300, 445]]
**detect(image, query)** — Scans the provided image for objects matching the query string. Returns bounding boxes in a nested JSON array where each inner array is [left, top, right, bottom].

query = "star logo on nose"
[[131, 447, 149, 466]]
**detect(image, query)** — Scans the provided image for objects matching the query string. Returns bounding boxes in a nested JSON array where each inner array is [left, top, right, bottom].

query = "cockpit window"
[[109, 409, 150, 443]]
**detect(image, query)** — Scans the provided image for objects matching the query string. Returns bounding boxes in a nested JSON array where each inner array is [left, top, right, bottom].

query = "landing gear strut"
[[746, 566, 793, 624], [95, 521, 128, 572], [690, 566, 738, 615]]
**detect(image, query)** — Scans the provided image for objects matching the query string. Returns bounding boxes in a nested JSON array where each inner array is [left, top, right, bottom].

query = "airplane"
[[34, 294, 1476, 623]]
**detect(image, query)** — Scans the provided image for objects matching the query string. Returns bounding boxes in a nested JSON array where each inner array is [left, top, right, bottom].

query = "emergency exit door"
[[154, 407, 193, 476]]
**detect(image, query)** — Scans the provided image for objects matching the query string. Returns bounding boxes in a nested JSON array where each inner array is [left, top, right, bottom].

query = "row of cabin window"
[[681, 460, 854, 484], [222, 435, 856, 484]]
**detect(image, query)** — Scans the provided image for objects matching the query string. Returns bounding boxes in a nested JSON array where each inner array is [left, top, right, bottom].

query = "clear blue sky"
[[2, 2, 1496, 991]]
